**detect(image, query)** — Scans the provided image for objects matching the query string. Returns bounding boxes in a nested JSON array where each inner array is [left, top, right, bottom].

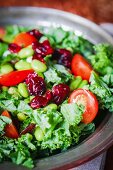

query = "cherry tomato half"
[[71, 54, 92, 81], [1, 110, 19, 139], [68, 89, 98, 124], [13, 32, 37, 47]]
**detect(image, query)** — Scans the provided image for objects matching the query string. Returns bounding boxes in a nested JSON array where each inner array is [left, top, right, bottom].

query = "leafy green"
[[61, 103, 84, 126], [44, 63, 73, 86], [70, 123, 95, 143], [87, 44, 113, 75], [0, 100, 17, 113], [17, 101, 32, 116], [0, 53, 17, 65], [44, 67, 62, 84], [44, 27, 94, 56], [89, 71, 113, 112], [0, 135, 35, 168], [41, 127, 72, 151], [0, 116, 12, 136], [102, 74, 113, 87], [0, 42, 8, 57], [32, 108, 62, 137], [0, 137, 14, 162]]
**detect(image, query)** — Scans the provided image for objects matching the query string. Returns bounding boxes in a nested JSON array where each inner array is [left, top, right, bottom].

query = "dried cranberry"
[[25, 72, 46, 96], [32, 40, 53, 57], [44, 90, 52, 101], [52, 49, 72, 68], [52, 84, 70, 105], [8, 43, 21, 53], [30, 96, 48, 109], [20, 123, 36, 135], [27, 29, 43, 40], [32, 52, 45, 63]]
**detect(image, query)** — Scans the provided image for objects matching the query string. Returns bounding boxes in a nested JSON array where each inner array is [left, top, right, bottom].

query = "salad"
[[0, 25, 113, 168]]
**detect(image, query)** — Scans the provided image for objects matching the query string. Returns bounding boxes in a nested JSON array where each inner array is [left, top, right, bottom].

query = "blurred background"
[[0, 0, 113, 170], [0, 0, 113, 24]]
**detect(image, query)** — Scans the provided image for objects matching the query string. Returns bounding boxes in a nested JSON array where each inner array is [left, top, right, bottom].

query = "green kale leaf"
[[61, 103, 84, 126], [89, 71, 113, 112], [87, 44, 113, 75]]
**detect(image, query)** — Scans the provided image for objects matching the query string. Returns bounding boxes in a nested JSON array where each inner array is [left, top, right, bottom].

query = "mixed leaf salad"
[[0, 25, 113, 168]]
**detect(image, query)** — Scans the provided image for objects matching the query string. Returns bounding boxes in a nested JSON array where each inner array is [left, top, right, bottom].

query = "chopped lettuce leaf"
[[89, 71, 113, 112], [0, 115, 12, 136], [61, 103, 84, 126], [87, 44, 113, 75]]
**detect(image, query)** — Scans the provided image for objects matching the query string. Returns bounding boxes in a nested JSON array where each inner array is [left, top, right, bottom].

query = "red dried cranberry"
[[25, 72, 46, 96], [20, 123, 36, 135], [52, 49, 72, 68], [27, 29, 43, 40], [30, 96, 48, 109], [52, 84, 70, 105], [32, 40, 53, 57], [8, 43, 21, 53], [44, 90, 52, 101], [32, 52, 45, 63]]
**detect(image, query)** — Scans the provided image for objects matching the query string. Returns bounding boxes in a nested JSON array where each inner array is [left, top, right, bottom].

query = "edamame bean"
[[34, 127, 44, 141], [26, 133, 33, 140], [17, 112, 27, 121], [45, 103, 58, 110], [78, 80, 88, 88], [37, 72, 44, 78], [2, 86, 8, 91], [8, 87, 18, 94], [70, 76, 82, 91], [18, 83, 29, 98], [30, 96, 35, 101], [31, 59, 47, 72], [15, 60, 32, 70], [0, 64, 14, 74], [18, 46, 34, 58], [39, 36, 48, 43]]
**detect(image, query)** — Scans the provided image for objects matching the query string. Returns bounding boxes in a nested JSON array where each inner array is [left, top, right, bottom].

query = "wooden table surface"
[[0, 1, 113, 170], [0, 0, 113, 24]]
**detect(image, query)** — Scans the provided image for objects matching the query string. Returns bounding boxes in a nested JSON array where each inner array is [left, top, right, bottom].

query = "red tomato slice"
[[71, 54, 92, 81], [68, 89, 98, 124], [1, 110, 19, 139], [13, 32, 37, 47], [0, 70, 33, 86], [0, 27, 6, 39]]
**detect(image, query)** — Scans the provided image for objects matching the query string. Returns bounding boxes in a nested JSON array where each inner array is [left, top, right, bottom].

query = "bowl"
[[0, 7, 113, 170]]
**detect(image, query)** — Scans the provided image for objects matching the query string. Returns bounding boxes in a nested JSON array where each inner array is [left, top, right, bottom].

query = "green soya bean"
[[15, 60, 32, 70], [37, 72, 44, 78], [18, 83, 29, 98], [78, 80, 88, 88], [2, 86, 8, 91], [17, 112, 27, 121], [39, 36, 48, 43], [30, 96, 35, 101], [31, 59, 47, 73], [70, 76, 82, 91], [34, 127, 44, 141], [18, 46, 34, 58], [45, 103, 58, 110], [1, 64, 14, 74], [8, 87, 18, 94]]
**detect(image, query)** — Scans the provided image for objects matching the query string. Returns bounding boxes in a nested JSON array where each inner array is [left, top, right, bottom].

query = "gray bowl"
[[0, 7, 113, 170]]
